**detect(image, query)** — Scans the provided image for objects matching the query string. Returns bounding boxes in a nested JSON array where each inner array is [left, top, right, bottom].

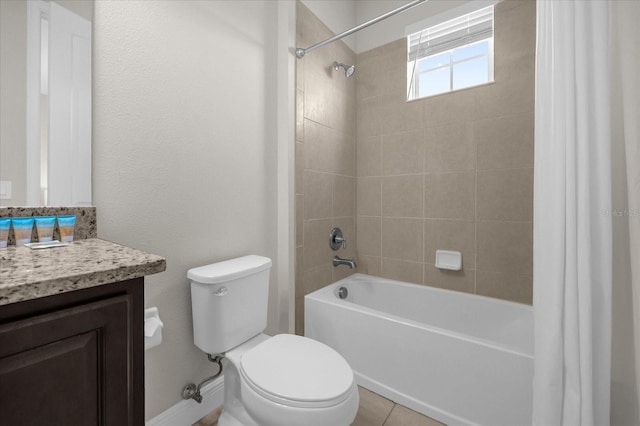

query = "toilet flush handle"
[[212, 287, 228, 296]]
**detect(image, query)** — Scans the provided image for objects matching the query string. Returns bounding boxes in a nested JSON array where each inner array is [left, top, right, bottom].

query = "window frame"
[[407, 6, 495, 101]]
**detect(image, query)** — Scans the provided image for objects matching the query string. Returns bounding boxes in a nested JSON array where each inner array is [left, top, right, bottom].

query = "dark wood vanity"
[[0, 237, 165, 426]]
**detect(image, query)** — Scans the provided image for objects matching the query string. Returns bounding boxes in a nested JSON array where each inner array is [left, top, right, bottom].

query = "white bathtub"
[[304, 273, 533, 426]]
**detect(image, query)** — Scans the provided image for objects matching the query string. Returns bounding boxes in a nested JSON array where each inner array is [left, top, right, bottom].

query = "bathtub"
[[304, 273, 533, 426]]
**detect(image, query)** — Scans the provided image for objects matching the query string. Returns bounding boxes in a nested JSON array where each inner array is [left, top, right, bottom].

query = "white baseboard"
[[146, 376, 224, 426]]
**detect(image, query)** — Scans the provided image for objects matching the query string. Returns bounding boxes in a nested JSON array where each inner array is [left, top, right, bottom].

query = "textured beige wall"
[[355, 0, 536, 304], [295, 3, 358, 334], [93, 1, 282, 419]]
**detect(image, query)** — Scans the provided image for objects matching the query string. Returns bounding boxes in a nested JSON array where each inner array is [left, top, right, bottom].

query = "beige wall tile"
[[477, 112, 534, 170], [296, 88, 304, 141], [334, 86, 357, 137], [303, 218, 333, 269], [383, 130, 425, 176], [382, 175, 423, 218], [474, 72, 534, 120], [476, 221, 533, 276], [295, 295, 304, 335], [495, 51, 535, 89], [296, 58, 305, 91], [303, 263, 333, 295], [422, 89, 475, 127], [295, 142, 303, 194], [296, 244, 303, 280], [333, 264, 357, 282], [357, 136, 382, 177], [494, 0, 536, 66], [381, 218, 423, 262], [333, 175, 356, 218], [476, 270, 533, 304], [358, 255, 382, 276], [333, 131, 357, 176], [304, 120, 334, 173], [424, 172, 475, 220], [357, 216, 381, 257], [382, 93, 424, 135], [425, 122, 476, 172], [424, 219, 475, 269], [497, 0, 535, 14], [295, 194, 303, 247], [357, 177, 382, 216], [477, 168, 533, 221], [424, 264, 475, 294], [297, 0, 536, 306], [304, 68, 331, 124], [357, 95, 383, 138], [297, 2, 358, 334], [381, 257, 423, 285], [356, 39, 406, 103], [303, 170, 332, 220]]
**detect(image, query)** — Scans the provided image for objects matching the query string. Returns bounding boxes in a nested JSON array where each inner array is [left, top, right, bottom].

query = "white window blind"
[[408, 6, 494, 62]]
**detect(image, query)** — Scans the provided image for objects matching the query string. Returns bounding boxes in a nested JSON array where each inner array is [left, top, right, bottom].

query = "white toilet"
[[188, 255, 359, 426]]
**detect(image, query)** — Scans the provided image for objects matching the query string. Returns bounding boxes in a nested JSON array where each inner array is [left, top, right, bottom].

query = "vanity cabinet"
[[0, 277, 144, 426]]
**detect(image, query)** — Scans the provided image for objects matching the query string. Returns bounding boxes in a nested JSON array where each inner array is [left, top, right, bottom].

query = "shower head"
[[333, 61, 356, 78]]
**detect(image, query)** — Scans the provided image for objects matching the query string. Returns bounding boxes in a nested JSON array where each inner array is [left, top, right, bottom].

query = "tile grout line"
[[381, 403, 397, 426]]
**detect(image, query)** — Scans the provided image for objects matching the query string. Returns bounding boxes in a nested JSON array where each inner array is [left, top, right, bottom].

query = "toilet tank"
[[188, 255, 272, 354]]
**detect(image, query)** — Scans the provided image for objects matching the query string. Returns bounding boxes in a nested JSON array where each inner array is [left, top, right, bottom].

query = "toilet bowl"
[[188, 256, 359, 426], [219, 333, 359, 426]]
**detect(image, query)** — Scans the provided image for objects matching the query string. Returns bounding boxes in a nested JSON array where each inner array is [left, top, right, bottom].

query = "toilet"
[[188, 255, 359, 426]]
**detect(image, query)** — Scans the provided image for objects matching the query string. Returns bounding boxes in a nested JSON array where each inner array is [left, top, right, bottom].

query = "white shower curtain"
[[534, 1, 640, 425], [533, 1, 612, 425]]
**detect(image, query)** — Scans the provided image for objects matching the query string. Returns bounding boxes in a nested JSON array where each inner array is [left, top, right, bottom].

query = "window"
[[407, 6, 494, 100]]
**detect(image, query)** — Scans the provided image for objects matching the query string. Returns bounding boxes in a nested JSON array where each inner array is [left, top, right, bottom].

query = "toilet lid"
[[240, 334, 354, 407]]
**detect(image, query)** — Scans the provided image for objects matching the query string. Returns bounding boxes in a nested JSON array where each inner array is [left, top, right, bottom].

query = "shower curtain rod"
[[295, 0, 427, 59]]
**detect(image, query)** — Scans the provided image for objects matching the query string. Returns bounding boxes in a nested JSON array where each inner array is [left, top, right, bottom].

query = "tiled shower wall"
[[355, 0, 535, 304], [295, 3, 358, 334], [296, 0, 536, 334]]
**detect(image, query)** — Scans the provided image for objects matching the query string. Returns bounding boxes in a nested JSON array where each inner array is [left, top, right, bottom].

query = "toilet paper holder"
[[144, 307, 164, 351]]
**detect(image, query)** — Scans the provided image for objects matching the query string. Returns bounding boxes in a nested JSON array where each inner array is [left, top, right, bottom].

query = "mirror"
[[0, 0, 93, 207]]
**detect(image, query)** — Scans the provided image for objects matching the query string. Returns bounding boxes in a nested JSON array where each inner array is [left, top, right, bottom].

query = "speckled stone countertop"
[[0, 238, 166, 306]]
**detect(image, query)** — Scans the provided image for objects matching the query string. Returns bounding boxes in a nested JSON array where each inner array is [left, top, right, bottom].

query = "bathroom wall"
[[92, 1, 290, 419], [295, 2, 358, 334], [355, 0, 535, 304], [0, 0, 27, 206]]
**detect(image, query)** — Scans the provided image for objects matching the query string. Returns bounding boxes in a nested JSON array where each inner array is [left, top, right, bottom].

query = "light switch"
[[0, 181, 12, 200]]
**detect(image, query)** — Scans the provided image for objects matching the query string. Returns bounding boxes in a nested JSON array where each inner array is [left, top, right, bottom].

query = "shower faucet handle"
[[329, 227, 347, 250]]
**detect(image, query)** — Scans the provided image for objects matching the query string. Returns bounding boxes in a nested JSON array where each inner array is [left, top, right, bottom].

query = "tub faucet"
[[333, 256, 357, 269]]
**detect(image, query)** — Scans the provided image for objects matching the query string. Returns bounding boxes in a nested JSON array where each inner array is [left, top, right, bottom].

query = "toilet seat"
[[239, 334, 355, 409]]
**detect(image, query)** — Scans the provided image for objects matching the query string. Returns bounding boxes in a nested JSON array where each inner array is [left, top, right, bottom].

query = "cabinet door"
[[0, 296, 130, 426]]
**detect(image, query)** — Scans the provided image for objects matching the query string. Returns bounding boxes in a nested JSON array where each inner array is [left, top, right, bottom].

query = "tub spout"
[[333, 256, 357, 269]]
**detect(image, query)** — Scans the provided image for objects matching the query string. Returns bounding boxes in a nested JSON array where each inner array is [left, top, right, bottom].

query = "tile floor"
[[192, 386, 445, 426]]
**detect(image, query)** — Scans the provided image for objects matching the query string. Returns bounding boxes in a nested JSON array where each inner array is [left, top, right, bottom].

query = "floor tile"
[[192, 386, 446, 426], [383, 404, 446, 426], [192, 405, 222, 426], [352, 386, 395, 426]]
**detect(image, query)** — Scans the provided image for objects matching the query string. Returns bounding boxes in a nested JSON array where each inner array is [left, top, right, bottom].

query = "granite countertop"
[[0, 238, 166, 306]]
